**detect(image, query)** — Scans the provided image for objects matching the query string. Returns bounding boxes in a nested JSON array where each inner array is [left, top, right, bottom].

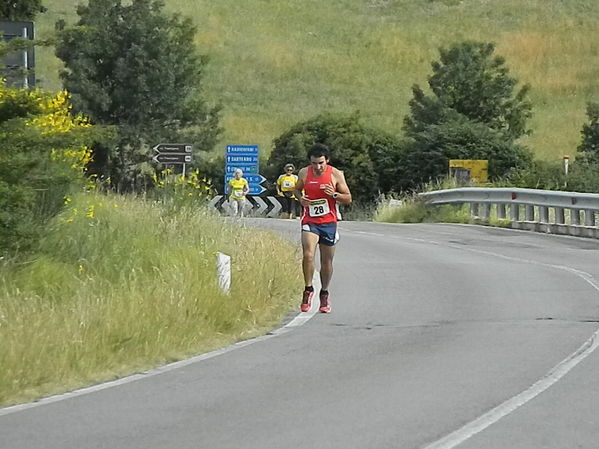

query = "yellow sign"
[[449, 160, 488, 184]]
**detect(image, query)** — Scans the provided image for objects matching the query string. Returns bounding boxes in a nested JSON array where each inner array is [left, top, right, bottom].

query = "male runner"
[[293, 143, 352, 313]]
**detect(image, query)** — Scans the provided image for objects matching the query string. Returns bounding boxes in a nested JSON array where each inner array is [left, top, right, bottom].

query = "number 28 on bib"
[[308, 198, 330, 217]]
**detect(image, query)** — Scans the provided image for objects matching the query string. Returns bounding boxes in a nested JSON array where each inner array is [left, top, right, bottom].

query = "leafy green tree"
[[268, 112, 405, 203], [401, 41, 533, 188], [577, 101, 599, 164], [55, 0, 221, 190], [0, 0, 46, 21], [399, 116, 532, 190], [405, 41, 532, 140]]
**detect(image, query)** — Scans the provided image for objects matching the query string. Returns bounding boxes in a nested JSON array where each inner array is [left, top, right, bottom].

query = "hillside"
[[35, 0, 599, 162]]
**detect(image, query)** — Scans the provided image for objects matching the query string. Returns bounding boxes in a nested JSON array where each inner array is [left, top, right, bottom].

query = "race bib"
[[282, 180, 294, 189], [233, 190, 243, 197], [308, 199, 330, 217]]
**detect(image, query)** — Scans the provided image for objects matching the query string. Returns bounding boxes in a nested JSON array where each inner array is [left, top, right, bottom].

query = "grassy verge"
[[0, 192, 302, 407], [374, 196, 472, 224]]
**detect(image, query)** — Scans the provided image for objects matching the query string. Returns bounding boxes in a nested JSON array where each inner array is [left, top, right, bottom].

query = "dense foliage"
[[0, 0, 46, 21], [55, 0, 221, 191], [267, 112, 405, 203], [577, 102, 599, 165], [401, 41, 533, 189], [0, 81, 98, 254]]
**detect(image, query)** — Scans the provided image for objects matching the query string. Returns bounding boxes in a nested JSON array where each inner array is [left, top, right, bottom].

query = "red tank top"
[[301, 165, 338, 224]]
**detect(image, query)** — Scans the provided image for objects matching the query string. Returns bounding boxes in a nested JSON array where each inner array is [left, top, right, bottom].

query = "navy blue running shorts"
[[301, 222, 339, 246]]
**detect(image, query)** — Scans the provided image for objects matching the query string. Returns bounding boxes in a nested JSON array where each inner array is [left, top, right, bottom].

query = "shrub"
[[268, 112, 406, 204], [0, 82, 97, 255]]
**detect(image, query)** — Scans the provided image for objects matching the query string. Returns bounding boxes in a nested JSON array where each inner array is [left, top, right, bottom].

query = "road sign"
[[249, 185, 267, 195], [226, 145, 259, 154], [225, 164, 259, 174], [153, 153, 192, 164], [225, 145, 261, 194], [226, 155, 259, 163], [153, 143, 192, 154], [225, 174, 266, 184]]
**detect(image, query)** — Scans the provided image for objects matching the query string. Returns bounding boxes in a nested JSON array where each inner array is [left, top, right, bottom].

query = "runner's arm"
[[332, 169, 352, 205], [293, 168, 309, 207]]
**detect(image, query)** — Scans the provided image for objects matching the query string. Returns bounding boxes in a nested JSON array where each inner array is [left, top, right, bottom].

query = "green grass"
[[34, 1, 599, 161], [0, 192, 303, 406]]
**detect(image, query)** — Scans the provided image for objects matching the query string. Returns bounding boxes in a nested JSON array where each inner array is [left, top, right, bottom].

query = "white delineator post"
[[216, 252, 231, 293]]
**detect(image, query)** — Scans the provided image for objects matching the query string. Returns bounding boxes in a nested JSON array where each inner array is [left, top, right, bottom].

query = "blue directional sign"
[[225, 144, 265, 195], [226, 154, 259, 163], [225, 164, 259, 174], [226, 145, 259, 154], [225, 174, 266, 184], [224, 177, 266, 195], [248, 185, 267, 195]]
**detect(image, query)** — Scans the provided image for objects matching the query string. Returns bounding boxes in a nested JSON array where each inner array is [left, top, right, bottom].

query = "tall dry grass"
[[0, 192, 302, 406]]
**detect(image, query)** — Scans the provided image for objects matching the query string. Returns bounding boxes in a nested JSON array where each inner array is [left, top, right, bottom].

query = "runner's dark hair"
[[307, 143, 330, 160]]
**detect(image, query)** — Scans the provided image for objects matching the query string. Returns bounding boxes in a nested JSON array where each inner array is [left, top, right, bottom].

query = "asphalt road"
[[2, 221, 599, 449]]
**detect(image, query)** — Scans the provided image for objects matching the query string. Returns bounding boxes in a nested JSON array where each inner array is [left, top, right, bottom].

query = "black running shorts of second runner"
[[301, 222, 339, 246]]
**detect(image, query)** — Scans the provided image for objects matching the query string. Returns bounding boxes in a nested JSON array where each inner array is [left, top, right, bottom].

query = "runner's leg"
[[319, 243, 335, 290], [301, 230, 319, 287], [229, 199, 238, 217]]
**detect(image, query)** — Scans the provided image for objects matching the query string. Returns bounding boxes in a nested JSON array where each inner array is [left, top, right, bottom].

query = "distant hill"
[[35, 0, 599, 162]]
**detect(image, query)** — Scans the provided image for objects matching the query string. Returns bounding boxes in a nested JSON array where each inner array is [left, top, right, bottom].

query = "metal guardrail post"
[[571, 209, 581, 225], [497, 203, 506, 219], [525, 205, 535, 221], [539, 206, 549, 223], [481, 203, 491, 220], [471, 203, 479, 217], [510, 203, 520, 221], [585, 210, 595, 227], [556, 207, 565, 224]]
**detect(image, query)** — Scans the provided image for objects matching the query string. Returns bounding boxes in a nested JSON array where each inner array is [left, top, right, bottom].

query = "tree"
[[55, 0, 221, 190], [0, 0, 46, 21], [268, 112, 405, 203], [401, 41, 533, 188], [577, 101, 599, 164], [405, 41, 532, 140], [0, 81, 100, 255], [399, 116, 532, 190]]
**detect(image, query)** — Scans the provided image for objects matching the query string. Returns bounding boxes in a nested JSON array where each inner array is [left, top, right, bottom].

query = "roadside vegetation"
[[0, 192, 301, 407]]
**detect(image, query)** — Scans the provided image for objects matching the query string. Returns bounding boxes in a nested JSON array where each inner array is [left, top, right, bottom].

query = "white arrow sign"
[[266, 197, 283, 218], [253, 197, 267, 215]]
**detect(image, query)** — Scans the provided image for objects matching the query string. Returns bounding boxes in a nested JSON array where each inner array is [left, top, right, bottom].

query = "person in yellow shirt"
[[276, 163, 299, 219], [227, 168, 249, 217]]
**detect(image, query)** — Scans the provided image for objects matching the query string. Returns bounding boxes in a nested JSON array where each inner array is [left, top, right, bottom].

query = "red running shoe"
[[319, 291, 331, 313], [300, 290, 313, 312]]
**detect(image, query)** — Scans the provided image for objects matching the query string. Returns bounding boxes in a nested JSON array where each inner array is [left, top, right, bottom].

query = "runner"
[[275, 163, 299, 219], [227, 168, 249, 217], [293, 143, 352, 313]]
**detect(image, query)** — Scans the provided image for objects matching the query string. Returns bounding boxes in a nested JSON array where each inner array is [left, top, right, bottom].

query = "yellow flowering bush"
[[0, 80, 99, 255], [151, 168, 215, 208]]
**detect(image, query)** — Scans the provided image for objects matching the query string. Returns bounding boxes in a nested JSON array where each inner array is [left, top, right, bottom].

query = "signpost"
[[224, 145, 266, 195], [152, 143, 193, 176]]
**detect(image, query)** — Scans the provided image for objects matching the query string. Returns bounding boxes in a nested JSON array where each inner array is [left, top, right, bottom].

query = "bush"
[[0, 83, 97, 255], [398, 116, 533, 191], [268, 112, 406, 204]]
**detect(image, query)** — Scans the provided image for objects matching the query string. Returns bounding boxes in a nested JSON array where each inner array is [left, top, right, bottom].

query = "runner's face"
[[310, 156, 328, 175]]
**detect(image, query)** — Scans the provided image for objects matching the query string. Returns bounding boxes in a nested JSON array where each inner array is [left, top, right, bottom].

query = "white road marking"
[[393, 236, 599, 449], [0, 276, 321, 417]]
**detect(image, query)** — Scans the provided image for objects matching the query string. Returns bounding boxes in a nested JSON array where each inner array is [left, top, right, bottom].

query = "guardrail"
[[419, 187, 599, 238]]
